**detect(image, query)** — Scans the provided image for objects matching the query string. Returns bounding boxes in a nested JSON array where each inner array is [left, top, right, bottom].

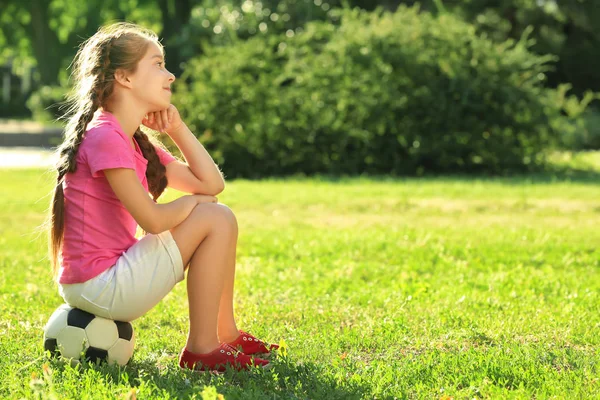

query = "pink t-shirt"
[[58, 110, 177, 284]]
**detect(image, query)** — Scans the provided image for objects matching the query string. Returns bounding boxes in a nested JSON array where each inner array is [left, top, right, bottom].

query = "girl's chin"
[[147, 102, 171, 113]]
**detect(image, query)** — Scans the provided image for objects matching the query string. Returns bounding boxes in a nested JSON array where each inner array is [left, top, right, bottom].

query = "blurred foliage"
[[175, 6, 595, 177], [25, 85, 67, 122], [1, 0, 153, 84], [559, 109, 600, 151], [448, 0, 600, 96], [3, 0, 600, 172], [3, 0, 600, 94]]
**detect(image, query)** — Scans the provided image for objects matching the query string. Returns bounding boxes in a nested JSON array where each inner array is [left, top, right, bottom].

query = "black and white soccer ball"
[[43, 304, 135, 366]]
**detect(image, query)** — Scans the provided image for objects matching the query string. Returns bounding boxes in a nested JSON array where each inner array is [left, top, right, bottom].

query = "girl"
[[47, 22, 278, 373]]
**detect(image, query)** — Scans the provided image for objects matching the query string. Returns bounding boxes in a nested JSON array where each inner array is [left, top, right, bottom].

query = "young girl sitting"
[[47, 22, 278, 373]]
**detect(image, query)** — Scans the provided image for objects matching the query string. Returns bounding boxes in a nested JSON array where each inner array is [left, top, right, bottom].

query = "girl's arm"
[[165, 123, 225, 196], [104, 168, 217, 234]]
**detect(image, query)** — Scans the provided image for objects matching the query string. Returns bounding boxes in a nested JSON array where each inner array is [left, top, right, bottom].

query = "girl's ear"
[[114, 68, 133, 89]]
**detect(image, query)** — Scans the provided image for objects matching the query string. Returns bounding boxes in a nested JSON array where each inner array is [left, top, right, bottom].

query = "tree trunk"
[[28, 0, 62, 85], [158, 0, 192, 78]]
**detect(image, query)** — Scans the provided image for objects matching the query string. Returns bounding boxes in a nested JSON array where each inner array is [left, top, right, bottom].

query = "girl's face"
[[129, 41, 176, 113]]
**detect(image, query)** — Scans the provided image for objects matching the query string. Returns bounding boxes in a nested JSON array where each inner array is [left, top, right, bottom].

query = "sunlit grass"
[[1, 153, 599, 398]]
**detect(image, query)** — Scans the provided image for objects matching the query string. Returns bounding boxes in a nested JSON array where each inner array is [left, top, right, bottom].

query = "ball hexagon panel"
[[56, 326, 88, 359], [85, 318, 119, 350], [108, 337, 136, 366]]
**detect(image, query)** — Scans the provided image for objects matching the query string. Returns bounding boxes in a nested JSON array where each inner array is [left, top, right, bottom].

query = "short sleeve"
[[85, 127, 136, 178], [154, 144, 177, 166]]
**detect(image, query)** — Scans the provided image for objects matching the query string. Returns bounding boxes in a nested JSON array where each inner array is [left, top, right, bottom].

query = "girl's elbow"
[[142, 211, 162, 234], [143, 222, 161, 235], [212, 181, 225, 195], [192, 178, 224, 196]]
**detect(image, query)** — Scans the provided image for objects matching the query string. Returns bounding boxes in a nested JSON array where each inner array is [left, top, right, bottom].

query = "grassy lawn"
[[1, 152, 599, 399]]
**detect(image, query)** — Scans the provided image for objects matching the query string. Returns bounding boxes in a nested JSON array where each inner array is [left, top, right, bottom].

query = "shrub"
[[559, 108, 600, 150], [552, 84, 600, 150], [177, 5, 596, 177]]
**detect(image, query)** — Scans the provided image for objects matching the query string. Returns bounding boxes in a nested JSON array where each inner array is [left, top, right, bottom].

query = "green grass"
[[1, 152, 599, 399]]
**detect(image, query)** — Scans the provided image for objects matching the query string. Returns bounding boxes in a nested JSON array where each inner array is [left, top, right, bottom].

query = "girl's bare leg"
[[169, 203, 239, 354], [216, 231, 241, 343]]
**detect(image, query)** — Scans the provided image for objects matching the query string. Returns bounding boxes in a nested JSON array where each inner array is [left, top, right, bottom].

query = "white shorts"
[[58, 230, 185, 322]]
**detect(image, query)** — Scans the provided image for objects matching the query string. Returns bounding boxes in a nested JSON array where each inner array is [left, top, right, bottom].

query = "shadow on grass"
[[57, 354, 370, 400], [509, 164, 600, 184], [292, 164, 600, 186]]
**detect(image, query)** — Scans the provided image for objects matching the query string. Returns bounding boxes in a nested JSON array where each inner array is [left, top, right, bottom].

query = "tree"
[[0, 0, 162, 86], [449, 0, 600, 94]]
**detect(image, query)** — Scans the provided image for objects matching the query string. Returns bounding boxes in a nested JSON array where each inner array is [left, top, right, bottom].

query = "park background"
[[1, 0, 599, 399]]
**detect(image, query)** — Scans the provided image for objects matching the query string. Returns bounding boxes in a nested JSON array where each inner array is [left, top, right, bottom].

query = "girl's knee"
[[194, 203, 238, 233]]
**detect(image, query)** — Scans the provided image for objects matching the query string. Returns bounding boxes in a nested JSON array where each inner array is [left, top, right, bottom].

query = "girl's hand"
[[142, 104, 183, 136]]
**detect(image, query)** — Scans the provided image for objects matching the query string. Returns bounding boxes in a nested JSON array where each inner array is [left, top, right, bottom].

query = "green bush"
[[559, 108, 600, 150], [545, 83, 600, 150], [176, 5, 594, 177]]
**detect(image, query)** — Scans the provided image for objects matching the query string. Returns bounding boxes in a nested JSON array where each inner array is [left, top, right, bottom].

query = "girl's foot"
[[179, 343, 270, 372], [227, 330, 280, 356]]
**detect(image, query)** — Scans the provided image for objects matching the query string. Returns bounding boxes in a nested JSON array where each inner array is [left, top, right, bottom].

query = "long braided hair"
[[48, 23, 168, 277]]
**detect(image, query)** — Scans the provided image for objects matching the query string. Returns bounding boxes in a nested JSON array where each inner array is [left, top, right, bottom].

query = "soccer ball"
[[43, 304, 135, 366]]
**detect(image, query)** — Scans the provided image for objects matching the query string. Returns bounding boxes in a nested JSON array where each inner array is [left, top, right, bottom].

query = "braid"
[[49, 96, 98, 278], [56, 99, 99, 180], [96, 37, 116, 103], [134, 129, 168, 201]]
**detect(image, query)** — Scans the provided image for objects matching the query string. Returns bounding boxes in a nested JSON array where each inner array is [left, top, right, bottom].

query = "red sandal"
[[227, 330, 280, 356], [179, 343, 270, 373]]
